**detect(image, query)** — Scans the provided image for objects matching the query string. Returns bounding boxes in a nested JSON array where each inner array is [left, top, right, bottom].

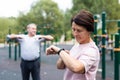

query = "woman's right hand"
[[46, 45, 60, 55]]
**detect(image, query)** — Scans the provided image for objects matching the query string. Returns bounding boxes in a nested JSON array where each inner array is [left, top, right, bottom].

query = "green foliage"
[[0, 17, 18, 42], [1, 0, 120, 42], [71, 0, 120, 34]]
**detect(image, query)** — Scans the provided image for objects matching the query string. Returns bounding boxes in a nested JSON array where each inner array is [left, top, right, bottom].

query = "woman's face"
[[72, 22, 91, 44]]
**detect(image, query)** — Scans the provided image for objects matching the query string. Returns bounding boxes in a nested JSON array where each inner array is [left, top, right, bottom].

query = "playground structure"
[[94, 12, 120, 80]]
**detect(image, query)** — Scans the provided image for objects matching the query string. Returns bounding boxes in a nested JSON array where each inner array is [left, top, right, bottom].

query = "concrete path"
[[0, 44, 119, 80]]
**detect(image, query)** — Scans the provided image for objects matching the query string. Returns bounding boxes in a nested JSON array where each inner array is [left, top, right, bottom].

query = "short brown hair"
[[71, 9, 94, 32]]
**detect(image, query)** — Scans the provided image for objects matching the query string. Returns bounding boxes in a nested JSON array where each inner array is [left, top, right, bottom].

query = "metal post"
[[8, 28, 11, 59], [118, 20, 120, 62], [18, 43, 21, 57], [101, 11, 106, 80], [44, 41, 46, 52], [118, 20, 120, 43], [94, 15, 98, 45], [9, 42, 12, 59], [114, 33, 120, 80], [118, 20, 120, 34], [110, 34, 114, 61], [14, 42, 17, 61], [44, 28, 47, 52]]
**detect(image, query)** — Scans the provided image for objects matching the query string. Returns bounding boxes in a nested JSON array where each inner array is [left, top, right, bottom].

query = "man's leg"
[[20, 60, 30, 80], [31, 58, 40, 80]]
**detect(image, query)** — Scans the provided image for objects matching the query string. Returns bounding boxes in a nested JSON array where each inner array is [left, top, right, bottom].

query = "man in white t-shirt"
[[7, 23, 53, 80]]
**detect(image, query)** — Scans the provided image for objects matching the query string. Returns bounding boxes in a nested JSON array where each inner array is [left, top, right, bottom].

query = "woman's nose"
[[73, 31, 79, 36]]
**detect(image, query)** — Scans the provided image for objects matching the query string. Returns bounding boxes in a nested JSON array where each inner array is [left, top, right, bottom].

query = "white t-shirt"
[[18, 35, 45, 60], [64, 42, 100, 80]]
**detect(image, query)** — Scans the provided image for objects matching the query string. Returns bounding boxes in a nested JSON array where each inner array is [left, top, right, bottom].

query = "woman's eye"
[[72, 28, 75, 31], [77, 30, 81, 33]]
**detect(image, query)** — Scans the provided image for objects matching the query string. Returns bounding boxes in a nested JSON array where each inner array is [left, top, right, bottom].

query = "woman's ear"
[[88, 32, 92, 36]]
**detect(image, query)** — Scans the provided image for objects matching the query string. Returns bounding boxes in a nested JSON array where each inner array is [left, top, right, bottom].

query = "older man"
[[7, 23, 53, 80]]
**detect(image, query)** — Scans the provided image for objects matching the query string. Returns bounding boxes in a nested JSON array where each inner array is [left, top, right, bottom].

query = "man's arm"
[[39, 35, 54, 41], [6, 34, 17, 42], [7, 34, 22, 39]]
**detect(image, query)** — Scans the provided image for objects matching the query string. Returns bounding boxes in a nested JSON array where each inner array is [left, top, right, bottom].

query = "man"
[[7, 23, 54, 80]]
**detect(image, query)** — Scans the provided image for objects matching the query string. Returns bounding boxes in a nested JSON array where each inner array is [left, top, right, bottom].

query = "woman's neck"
[[80, 38, 93, 44]]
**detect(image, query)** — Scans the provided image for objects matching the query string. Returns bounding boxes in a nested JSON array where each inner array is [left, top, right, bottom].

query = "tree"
[[17, 0, 64, 41], [62, 9, 73, 40], [0, 17, 18, 42]]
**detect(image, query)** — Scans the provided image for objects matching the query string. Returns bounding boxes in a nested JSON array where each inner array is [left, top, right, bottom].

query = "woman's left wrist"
[[57, 48, 65, 55]]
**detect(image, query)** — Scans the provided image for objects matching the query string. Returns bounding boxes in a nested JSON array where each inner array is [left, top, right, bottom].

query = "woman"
[[46, 9, 100, 80]]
